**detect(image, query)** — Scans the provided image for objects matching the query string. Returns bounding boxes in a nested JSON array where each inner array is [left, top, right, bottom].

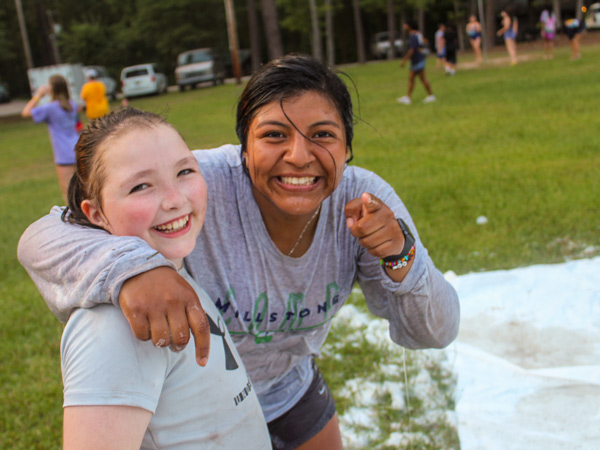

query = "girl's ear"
[[81, 199, 110, 230]]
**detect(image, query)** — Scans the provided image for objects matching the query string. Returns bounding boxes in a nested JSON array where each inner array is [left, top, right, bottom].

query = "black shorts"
[[445, 49, 457, 64], [267, 362, 336, 450], [565, 27, 581, 40]]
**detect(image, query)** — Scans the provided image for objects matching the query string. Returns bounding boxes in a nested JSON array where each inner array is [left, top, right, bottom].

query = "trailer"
[[27, 64, 86, 106]]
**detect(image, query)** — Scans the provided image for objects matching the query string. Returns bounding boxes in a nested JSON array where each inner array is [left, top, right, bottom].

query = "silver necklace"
[[287, 205, 321, 257]]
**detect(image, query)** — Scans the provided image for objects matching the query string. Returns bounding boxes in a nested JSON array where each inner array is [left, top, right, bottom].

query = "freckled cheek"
[[108, 203, 157, 237], [190, 177, 208, 217]]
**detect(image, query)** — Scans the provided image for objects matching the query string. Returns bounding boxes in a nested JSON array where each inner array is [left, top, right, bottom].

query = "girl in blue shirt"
[[21, 75, 79, 203]]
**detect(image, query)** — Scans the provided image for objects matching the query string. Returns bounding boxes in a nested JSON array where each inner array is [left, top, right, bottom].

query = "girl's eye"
[[129, 183, 149, 193], [262, 130, 285, 139], [314, 131, 335, 139], [178, 168, 195, 176]]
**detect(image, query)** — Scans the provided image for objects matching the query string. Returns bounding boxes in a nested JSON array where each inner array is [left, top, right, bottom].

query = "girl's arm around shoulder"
[[17, 206, 175, 322]]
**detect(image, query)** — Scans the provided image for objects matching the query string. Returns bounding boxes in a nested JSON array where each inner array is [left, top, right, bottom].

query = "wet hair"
[[62, 107, 171, 229], [236, 54, 355, 164], [49, 75, 73, 112]]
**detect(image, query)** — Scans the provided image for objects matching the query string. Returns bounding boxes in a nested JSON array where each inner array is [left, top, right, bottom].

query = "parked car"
[[371, 31, 403, 59], [0, 82, 10, 103], [175, 48, 226, 91], [586, 3, 600, 29], [84, 65, 118, 100], [120, 63, 168, 98]]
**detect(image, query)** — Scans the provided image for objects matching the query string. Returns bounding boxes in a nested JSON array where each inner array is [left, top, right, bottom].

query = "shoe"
[[422, 95, 436, 103], [396, 96, 411, 105]]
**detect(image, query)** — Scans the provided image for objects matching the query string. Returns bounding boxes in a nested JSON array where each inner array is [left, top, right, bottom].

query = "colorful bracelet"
[[380, 244, 415, 270]]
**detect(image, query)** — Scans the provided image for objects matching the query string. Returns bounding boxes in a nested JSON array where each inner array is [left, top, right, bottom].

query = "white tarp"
[[447, 257, 600, 449]]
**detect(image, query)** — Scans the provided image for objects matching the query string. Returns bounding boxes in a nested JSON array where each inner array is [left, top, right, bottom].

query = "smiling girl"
[[19, 55, 459, 450], [58, 108, 270, 449]]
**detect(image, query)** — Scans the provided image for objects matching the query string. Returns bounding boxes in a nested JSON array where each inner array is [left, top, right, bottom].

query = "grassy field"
[[1, 40, 599, 448]]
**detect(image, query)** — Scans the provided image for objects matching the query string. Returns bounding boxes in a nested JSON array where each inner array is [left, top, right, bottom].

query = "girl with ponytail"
[[21, 75, 79, 203]]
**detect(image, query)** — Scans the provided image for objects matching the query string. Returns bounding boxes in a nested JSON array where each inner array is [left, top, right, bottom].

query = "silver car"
[[121, 63, 168, 98], [371, 32, 403, 59], [175, 48, 226, 91]]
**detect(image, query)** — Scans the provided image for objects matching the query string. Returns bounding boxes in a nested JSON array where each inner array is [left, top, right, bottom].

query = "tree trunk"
[[386, 0, 395, 60], [309, 0, 322, 61], [325, 0, 335, 66], [352, 0, 366, 64], [485, 0, 497, 52], [552, 0, 562, 30], [224, 0, 242, 83], [575, 0, 583, 21], [417, 6, 425, 34], [247, 0, 262, 72], [454, 0, 465, 51], [260, 0, 284, 60]]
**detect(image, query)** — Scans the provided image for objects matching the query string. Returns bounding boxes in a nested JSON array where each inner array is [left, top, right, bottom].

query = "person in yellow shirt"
[[80, 69, 109, 120]]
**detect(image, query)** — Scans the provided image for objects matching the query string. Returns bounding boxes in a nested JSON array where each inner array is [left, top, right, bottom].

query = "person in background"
[[21, 75, 78, 203], [564, 16, 584, 60], [54, 107, 271, 450], [435, 23, 446, 70], [18, 54, 459, 450], [539, 9, 557, 59], [80, 68, 109, 120], [466, 14, 483, 64], [443, 23, 458, 76], [398, 20, 436, 105], [497, 10, 518, 66]]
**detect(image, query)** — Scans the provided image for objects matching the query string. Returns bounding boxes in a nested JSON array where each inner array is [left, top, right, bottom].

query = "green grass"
[[1, 42, 599, 448]]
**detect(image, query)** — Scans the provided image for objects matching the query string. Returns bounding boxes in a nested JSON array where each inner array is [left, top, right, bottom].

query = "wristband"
[[380, 218, 416, 270], [380, 245, 415, 269]]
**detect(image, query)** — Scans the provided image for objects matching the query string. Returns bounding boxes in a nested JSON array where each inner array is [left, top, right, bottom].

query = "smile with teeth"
[[154, 215, 189, 233], [279, 176, 317, 186]]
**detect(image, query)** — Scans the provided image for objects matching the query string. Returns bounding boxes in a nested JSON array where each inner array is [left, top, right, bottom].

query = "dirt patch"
[[459, 315, 600, 369]]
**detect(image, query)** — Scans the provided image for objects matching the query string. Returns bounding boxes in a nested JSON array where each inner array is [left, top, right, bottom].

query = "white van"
[[120, 63, 168, 98], [586, 3, 600, 29]]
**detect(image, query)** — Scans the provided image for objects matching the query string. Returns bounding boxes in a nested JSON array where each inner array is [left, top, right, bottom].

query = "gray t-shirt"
[[62, 268, 271, 450], [18, 144, 460, 422]]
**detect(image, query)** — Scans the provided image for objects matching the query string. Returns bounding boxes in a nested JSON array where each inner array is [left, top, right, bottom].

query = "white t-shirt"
[[61, 269, 272, 450]]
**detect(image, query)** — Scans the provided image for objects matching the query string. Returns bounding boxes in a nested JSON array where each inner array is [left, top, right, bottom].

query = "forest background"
[[0, 0, 588, 98]]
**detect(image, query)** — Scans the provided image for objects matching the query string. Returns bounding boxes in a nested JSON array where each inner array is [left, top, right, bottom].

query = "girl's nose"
[[283, 133, 316, 167], [162, 184, 186, 210]]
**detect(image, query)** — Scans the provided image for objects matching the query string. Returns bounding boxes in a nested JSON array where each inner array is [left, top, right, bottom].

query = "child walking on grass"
[[398, 19, 436, 105]]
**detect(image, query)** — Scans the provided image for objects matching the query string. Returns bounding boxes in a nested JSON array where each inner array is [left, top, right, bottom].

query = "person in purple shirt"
[[22, 74, 79, 203]]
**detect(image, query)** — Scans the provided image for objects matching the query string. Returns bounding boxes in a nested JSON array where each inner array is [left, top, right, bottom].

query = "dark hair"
[[405, 19, 418, 31], [62, 107, 170, 228], [236, 54, 354, 163], [49, 75, 73, 112]]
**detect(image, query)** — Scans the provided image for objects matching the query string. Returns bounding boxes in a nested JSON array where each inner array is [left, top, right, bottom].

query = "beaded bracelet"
[[380, 245, 415, 270]]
